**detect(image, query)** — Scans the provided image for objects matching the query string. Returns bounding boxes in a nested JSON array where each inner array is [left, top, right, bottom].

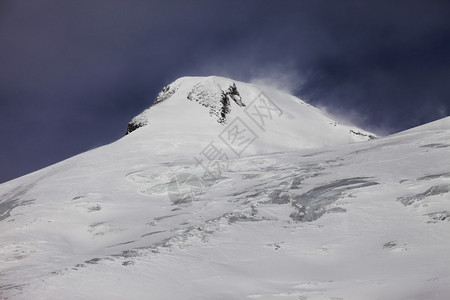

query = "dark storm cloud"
[[194, 0, 450, 132], [1, 0, 450, 183]]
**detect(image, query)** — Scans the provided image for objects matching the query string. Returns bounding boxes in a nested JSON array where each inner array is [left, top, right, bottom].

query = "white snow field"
[[1, 76, 449, 300]]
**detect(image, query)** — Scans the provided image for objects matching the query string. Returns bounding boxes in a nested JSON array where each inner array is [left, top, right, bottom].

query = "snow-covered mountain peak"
[[125, 76, 376, 157], [126, 76, 248, 133], [1, 75, 450, 298]]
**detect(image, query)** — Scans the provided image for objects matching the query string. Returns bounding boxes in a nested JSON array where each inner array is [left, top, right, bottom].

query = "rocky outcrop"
[[187, 82, 244, 125], [350, 129, 377, 140], [224, 83, 245, 107], [154, 84, 178, 105], [126, 84, 180, 135], [126, 121, 145, 135]]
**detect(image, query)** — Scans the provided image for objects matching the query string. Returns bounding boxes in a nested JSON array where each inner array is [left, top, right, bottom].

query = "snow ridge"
[[126, 82, 181, 134]]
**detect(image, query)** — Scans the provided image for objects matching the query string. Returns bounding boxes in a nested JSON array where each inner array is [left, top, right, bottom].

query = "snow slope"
[[395, 115, 450, 135], [124, 76, 375, 157], [1, 77, 450, 300]]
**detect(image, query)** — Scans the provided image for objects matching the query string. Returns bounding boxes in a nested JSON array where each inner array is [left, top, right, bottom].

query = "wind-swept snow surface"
[[125, 76, 375, 155], [1, 77, 449, 299]]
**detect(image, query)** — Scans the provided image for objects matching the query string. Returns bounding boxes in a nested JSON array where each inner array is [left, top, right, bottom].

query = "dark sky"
[[1, 0, 450, 183]]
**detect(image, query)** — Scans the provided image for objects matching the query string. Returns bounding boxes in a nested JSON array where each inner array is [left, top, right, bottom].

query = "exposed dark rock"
[[218, 91, 231, 124], [350, 129, 377, 140], [216, 83, 245, 124], [126, 81, 244, 134], [225, 83, 245, 107], [126, 121, 144, 135], [125, 84, 179, 135], [383, 241, 397, 248], [186, 82, 245, 125], [154, 85, 175, 105]]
